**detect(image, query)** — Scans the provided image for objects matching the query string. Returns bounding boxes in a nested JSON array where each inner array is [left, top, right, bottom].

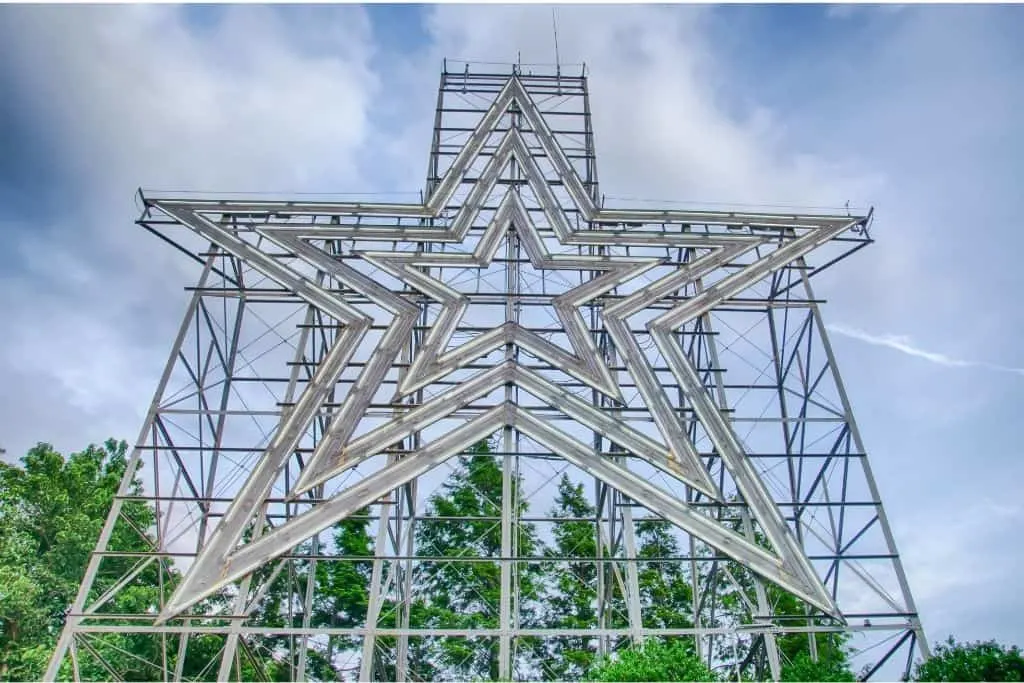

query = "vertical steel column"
[[499, 162, 521, 677]]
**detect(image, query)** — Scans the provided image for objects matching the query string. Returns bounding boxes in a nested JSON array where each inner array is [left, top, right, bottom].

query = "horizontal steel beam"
[[69, 624, 915, 637]]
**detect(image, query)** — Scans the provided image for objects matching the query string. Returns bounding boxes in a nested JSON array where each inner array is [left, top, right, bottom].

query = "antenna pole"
[[552, 8, 561, 75]]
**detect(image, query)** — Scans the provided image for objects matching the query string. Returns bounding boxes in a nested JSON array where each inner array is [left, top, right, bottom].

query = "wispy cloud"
[[827, 324, 1024, 377]]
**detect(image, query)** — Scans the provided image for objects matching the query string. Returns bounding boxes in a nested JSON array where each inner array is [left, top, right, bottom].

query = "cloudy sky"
[[1, 2, 1023, 653]]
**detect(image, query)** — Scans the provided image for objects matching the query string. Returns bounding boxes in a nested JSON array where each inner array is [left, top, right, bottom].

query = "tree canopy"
[[3, 439, 1019, 682], [0, 440, 141, 680], [913, 637, 1024, 682], [588, 639, 716, 682]]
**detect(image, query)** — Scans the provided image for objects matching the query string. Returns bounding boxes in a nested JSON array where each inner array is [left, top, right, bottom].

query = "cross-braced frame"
[[48, 62, 927, 682]]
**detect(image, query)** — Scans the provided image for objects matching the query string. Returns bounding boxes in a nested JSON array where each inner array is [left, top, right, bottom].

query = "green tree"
[[0, 440, 315, 681], [913, 637, 1024, 682], [247, 510, 376, 679], [412, 439, 543, 680], [313, 510, 374, 672], [768, 586, 853, 682], [230, 500, 381, 681], [0, 440, 163, 680], [635, 519, 694, 632], [588, 638, 717, 682], [544, 475, 599, 680], [780, 651, 855, 682], [709, 503, 853, 681]]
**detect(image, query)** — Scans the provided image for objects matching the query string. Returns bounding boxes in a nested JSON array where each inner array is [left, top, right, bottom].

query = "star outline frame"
[[143, 74, 869, 622]]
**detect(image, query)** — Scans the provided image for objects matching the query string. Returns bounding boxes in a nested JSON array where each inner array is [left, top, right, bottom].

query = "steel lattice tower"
[[48, 63, 927, 682]]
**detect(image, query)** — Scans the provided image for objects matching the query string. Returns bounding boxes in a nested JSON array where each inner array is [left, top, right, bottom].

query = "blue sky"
[[1, 2, 1023, 655]]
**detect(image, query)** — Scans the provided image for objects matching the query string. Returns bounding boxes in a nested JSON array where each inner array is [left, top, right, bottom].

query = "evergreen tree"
[[711, 503, 854, 681], [313, 510, 374, 675], [240, 503, 379, 680], [412, 439, 543, 680], [544, 475, 599, 680], [781, 650, 856, 682], [635, 519, 694, 632]]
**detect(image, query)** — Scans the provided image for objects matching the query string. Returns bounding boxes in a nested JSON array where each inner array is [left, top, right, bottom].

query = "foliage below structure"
[[588, 638, 717, 682], [913, 637, 1024, 682], [0, 440, 152, 680]]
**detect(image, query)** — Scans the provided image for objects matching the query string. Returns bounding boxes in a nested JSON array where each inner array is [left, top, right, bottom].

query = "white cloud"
[[828, 324, 1024, 377], [0, 5, 381, 457], [3, 5, 379, 197], [5, 4, 880, 458], [419, 5, 884, 208]]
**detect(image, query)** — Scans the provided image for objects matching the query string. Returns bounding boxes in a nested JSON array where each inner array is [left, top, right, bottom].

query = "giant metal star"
[[150, 76, 860, 622]]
